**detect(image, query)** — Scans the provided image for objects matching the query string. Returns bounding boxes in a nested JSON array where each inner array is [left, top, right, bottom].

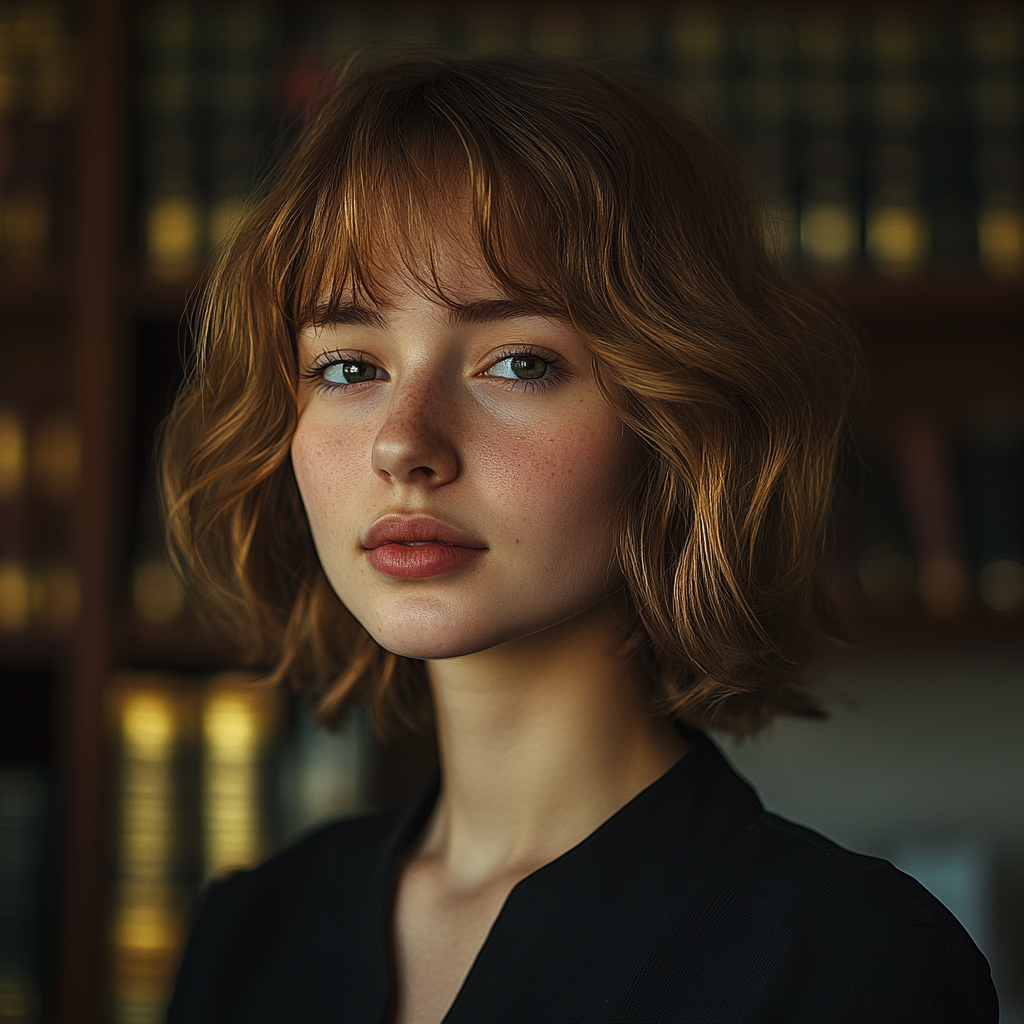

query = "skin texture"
[[292, 236, 688, 1024]]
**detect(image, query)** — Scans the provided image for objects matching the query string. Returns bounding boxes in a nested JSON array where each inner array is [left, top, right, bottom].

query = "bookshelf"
[[0, 1, 1020, 1022]]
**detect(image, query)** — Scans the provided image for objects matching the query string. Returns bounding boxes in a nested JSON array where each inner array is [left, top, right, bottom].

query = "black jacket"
[[167, 728, 998, 1023]]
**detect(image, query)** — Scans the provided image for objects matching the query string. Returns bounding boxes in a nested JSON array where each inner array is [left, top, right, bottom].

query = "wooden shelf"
[[135, 268, 198, 318], [845, 609, 1024, 652], [1, 4, 1015, 1021], [0, 631, 71, 667], [118, 614, 248, 673], [132, 266, 1024, 332], [0, 266, 70, 306], [814, 275, 1024, 333]]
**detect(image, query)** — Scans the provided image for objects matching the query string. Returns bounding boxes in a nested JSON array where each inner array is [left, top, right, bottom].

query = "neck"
[[416, 601, 687, 891]]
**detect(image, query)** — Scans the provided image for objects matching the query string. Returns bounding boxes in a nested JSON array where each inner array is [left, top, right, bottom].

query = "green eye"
[[323, 361, 378, 385], [492, 355, 551, 381]]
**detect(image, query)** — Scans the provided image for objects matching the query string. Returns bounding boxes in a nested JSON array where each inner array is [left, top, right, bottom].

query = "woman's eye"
[[490, 355, 552, 381], [322, 361, 380, 385]]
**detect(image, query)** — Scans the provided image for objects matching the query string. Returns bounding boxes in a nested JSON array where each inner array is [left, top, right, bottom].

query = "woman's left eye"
[[489, 354, 552, 381]]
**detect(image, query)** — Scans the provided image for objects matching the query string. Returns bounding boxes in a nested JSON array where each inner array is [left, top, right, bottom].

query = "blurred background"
[[0, 1, 1020, 1022]]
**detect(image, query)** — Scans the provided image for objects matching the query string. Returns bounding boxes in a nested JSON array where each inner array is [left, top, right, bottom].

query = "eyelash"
[[300, 350, 381, 395], [486, 346, 565, 393], [301, 346, 566, 395]]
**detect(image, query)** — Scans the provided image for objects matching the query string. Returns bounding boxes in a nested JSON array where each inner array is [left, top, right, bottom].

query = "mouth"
[[362, 514, 486, 579]]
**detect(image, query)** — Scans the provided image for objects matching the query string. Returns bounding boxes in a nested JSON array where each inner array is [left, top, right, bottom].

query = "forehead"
[[302, 202, 568, 331]]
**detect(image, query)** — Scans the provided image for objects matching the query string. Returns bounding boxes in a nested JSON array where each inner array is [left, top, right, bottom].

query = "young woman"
[[162, 52, 997, 1024]]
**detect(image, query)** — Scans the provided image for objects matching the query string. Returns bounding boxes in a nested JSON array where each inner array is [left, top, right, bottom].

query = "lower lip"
[[365, 543, 484, 579]]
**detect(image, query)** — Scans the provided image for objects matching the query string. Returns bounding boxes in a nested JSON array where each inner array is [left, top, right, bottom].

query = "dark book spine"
[[0, 767, 50, 1023], [966, 7, 1024, 278], [961, 408, 1024, 613], [0, 2, 75, 268], [0, 405, 30, 634], [795, 9, 861, 274], [854, 456, 917, 615], [137, 2, 201, 279], [730, 10, 798, 266], [198, 5, 275, 254], [894, 413, 969, 617], [927, 13, 976, 270], [863, 10, 932, 276], [663, 5, 728, 127]]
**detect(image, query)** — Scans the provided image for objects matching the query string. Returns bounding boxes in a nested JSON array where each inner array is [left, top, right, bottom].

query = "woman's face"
[[291, 239, 637, 661]]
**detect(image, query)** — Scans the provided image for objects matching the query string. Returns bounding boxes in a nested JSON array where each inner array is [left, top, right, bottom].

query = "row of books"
[[834, 405, 1024, 619], [137, 2, 275, 279], [0, 662, 53, 1024], [0, 766, 50, 1024], [0, 404, 80, 635], [108, 672, 373, 1024], [0, 0, 77, 267], [136, 1, 1023, 280]]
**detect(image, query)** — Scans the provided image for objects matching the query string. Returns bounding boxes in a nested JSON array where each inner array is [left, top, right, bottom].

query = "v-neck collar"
[[370, 726, 764, 1024]]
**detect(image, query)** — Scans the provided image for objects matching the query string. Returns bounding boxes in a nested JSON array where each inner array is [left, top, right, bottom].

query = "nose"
[[371, 372, 459, 489]]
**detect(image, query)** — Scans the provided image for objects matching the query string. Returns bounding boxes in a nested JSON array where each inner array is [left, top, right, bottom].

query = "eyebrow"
[[444, 299, 567, 327], [307, 298, 566, 330], [307, 304, 387, 329]]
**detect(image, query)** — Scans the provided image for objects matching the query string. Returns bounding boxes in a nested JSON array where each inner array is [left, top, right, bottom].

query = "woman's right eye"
[[322, 361, 381, 385]]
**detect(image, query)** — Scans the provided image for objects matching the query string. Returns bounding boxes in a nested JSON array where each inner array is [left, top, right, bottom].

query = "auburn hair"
[[160, 50, 861, 739]]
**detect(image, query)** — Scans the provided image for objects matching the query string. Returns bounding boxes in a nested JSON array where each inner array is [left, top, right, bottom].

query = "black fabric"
[[167, 729, 998, 1023]]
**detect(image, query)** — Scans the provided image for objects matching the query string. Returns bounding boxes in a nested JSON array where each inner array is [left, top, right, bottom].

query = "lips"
[[362, 514, 486, 579]]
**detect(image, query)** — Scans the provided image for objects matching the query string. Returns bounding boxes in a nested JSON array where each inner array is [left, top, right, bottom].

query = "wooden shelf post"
[[56, 0, 130, 1019]]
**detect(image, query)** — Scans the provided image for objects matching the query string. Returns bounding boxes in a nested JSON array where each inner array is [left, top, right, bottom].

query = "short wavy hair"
[[160, 51, 861, 739]]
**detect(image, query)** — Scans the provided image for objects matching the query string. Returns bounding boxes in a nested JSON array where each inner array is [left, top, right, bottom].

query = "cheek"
[[480, 407, 628, 558], [290, 412, 369, 541]]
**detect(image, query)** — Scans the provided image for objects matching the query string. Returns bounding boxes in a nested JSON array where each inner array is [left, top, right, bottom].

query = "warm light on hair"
[[160, 51, 861, 739]]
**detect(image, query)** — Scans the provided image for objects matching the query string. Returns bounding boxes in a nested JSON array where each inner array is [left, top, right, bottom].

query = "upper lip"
[[362, 513, 487, 550]]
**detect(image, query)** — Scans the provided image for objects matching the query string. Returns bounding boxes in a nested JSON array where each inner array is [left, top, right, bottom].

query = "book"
[[961, 404, 1024, 613], [200, 673, 281, 882], [854, 457, 917, 616], [664, 4, 727, 124], [0, 0, 76, 267], [0, 405, 80, 637], [731, 10, 798, 265], [109, 674, 195, 1024], [108, 671, 379, 1018], [460, 5, 524, 56], [131, 4, 1022, 281], [795, 9, 860, 273], [0, 768, 50, 1024], [199, 4, 274, 251], [928, 14, 977, 270], [0, 660, 55, 1024], [528, 6, 591, 59], [137, 2, 202, 279], [893, 414, 970, 617], [967, 7, 1024, 279], [864, 11, 931, 276], [0, 405, 30, 634]]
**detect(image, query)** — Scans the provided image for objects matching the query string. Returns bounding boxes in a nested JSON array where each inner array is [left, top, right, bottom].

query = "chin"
[[366, 617, 510, 661], [356, 595, 535, 661]]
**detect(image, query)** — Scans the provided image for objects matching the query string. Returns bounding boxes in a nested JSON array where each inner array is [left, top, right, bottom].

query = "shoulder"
[[166, 809, 399, 1024], [741, 812, 961, 933], [712, 812, 999, 1022]]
